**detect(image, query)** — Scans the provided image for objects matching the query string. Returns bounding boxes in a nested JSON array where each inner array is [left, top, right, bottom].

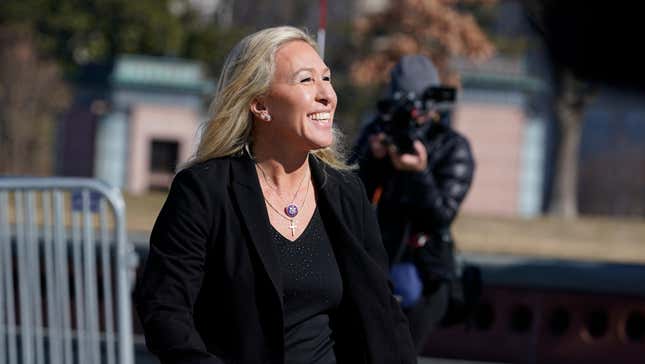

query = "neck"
[[251, 138, 310, 189]]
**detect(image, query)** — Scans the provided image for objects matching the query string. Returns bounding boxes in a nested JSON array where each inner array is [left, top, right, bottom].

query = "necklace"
[[256, 162, 308, 218], [264, 178, 311, 236]]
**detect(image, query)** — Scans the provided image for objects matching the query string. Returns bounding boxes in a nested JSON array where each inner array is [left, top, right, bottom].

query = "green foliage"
[[181, 24, 249, 78], [0, 0, 248, 77]]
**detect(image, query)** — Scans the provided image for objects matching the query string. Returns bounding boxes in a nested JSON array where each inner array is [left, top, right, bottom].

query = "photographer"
[[351, 54, 476, 351]]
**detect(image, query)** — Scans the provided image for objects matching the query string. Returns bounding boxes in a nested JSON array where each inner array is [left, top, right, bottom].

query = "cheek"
[[329, 88, 338, 110], [301, 92, 315, 105], [281, 93, 313, 115]]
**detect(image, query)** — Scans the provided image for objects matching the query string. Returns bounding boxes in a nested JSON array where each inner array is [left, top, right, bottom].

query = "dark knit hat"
[[388, 54, 441, 97]]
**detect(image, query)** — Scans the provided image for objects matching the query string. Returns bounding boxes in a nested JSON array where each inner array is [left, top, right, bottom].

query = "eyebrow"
[[293, 67, 331, 76]]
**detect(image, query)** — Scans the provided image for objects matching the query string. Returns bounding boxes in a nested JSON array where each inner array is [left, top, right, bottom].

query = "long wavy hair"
[[185, 26, 351, 170]]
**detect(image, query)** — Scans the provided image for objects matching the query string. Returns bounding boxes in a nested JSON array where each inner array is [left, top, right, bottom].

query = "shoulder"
[[450, 129, 471, 147], [172, 156, 238, 198], [317, 160, 365, 197], [436, 124, 469, 146], [436, 128, 476, 176], [177, 155, 241, 182], [310, 156, 368, 210], [338, 170, 365, 197], [180, 156, 233, 176], [448, 130, 473, 161], [434, 125, 473, 157]]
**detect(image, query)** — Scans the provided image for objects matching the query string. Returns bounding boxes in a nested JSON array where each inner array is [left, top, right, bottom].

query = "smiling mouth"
[[308, 112, 332, 124]]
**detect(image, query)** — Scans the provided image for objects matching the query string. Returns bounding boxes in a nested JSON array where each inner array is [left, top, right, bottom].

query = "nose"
[[316, 80, 336, 107]]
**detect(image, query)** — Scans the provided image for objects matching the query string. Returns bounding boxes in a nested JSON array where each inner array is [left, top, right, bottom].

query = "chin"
[[310, 135, 334, 150], [302, 129, 333, 150]]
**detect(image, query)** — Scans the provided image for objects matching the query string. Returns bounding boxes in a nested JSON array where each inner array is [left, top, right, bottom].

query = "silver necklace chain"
[[264, 179, 311, 237], [246, 144, 312, 236], [256, 162, 309, 208]]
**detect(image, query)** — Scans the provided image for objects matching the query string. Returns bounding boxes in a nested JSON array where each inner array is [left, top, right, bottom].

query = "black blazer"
[[136, 152, 416, 364]]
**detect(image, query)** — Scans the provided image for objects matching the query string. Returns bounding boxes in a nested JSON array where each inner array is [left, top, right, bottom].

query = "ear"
[[250, 97, 268, 118]]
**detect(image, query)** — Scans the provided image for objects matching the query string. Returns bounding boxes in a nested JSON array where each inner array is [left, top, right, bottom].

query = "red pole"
[[318, 0, 327, 60]]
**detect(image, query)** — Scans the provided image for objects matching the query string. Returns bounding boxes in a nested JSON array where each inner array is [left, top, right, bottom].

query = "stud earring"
[[261, 113, 271, 121]]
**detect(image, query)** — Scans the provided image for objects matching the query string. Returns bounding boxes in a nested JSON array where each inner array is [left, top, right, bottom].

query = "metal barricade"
[[0, 178, 136, 364]]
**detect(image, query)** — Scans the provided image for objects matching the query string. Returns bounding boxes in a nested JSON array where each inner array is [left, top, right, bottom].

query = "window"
[[149, 140, 179, 189]]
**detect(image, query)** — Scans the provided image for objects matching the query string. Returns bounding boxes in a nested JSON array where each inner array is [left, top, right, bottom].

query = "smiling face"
[[252, 40, 337, 152]]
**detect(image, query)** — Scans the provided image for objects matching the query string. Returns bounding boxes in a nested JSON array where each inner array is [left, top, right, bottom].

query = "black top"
[[136, 154, 416, 364], [271, 208, 343, 364]]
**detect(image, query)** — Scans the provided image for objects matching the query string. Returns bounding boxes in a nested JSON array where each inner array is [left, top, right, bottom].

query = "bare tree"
[[350, 0, 497, 87], [524, 0, 597, 218], [550, 68, 596, 217], [0, 25, 71, 175]]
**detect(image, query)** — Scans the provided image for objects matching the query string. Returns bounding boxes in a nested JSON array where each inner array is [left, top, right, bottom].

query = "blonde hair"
[[186, 26, 352, 170]]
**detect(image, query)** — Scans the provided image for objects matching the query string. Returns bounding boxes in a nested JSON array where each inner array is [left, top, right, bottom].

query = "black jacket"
[[136, 152, 416, 364], [352, 120, 475, 280]]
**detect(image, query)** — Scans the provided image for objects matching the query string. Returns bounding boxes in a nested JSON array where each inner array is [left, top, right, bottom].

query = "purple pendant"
[[285, 204, 299, 218]]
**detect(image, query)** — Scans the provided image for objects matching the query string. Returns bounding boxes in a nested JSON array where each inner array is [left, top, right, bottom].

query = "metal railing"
[[0, 178, 136, 364]]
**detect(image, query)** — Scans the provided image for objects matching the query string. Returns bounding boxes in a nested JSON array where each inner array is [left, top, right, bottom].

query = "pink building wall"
[[453, 102, 525, 216], [128, 104, 199, 194]]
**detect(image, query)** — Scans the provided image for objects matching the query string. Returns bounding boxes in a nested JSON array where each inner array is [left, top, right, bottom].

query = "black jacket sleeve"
[[409, 133, 475, 226], [135, 169, 225, 364]]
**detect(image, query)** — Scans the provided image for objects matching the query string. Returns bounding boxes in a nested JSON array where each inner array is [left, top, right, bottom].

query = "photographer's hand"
[[388, 140, 428, 172]]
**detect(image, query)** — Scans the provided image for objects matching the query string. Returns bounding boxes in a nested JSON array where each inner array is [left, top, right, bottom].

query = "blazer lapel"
[[309, 157, 366, 272], [229, 155, 284, 307], [309, 156, 344, 235]]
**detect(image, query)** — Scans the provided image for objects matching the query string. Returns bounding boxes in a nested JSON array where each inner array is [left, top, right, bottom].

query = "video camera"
[[375, 86, 456, 154]]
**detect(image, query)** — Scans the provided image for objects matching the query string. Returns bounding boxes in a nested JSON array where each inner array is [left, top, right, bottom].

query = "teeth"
[[309, 112, 331, 120]]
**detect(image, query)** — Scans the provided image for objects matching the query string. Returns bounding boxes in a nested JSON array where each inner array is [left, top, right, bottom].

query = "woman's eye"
[[300, 77, 312, 83], [323, 76, 331, 81]]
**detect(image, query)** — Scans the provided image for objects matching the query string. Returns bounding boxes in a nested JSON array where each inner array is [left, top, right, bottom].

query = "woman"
[[136, 26, 416, 364]]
